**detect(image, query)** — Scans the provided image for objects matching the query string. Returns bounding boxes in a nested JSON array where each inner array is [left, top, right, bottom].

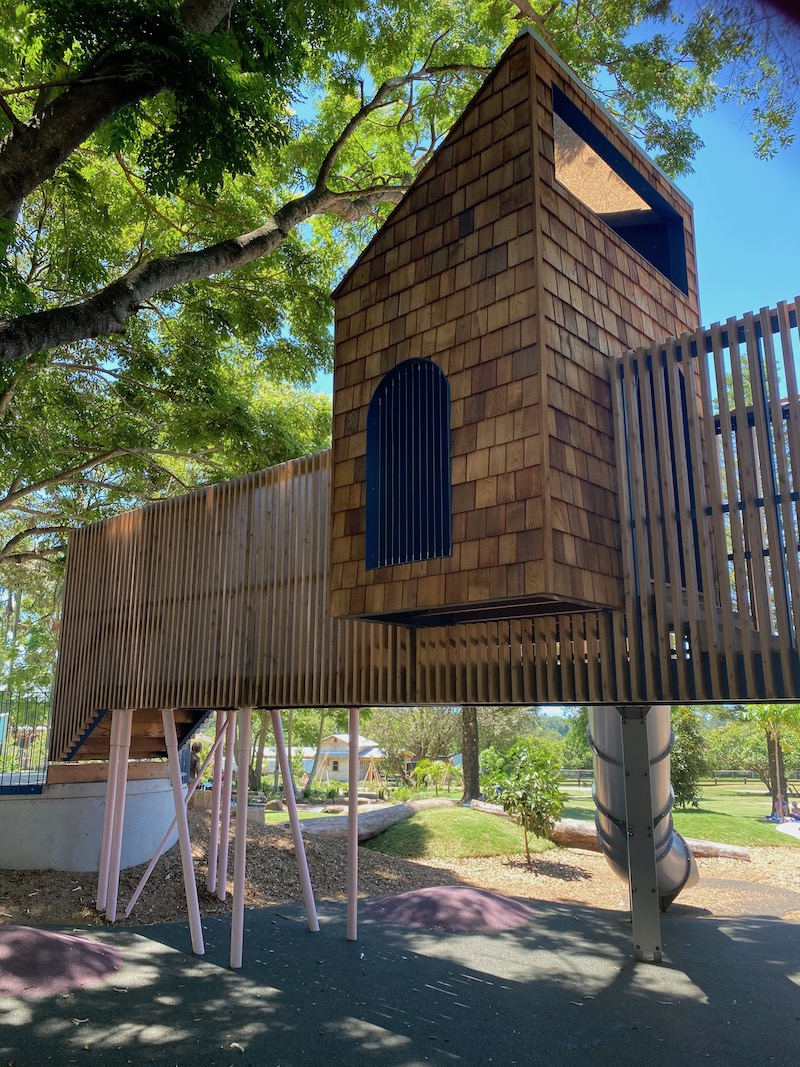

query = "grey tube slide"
[[588, 706, 698, 910]]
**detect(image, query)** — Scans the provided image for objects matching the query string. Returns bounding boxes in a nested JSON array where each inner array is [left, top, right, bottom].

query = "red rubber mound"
[[0, 926, 121, 998], [366, 885, 535, 932]]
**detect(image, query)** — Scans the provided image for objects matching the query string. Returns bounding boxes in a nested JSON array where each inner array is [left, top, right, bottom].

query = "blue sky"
[[681, 104, 800, 326]]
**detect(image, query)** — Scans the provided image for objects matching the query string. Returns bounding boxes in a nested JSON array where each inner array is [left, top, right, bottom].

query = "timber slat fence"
[[614, 298, 800, 701]]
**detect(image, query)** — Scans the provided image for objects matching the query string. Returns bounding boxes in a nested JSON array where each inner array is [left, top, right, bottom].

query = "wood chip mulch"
[[1, 809, 799, 929]]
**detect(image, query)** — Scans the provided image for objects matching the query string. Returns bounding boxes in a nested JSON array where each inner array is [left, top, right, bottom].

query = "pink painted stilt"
[[230, 707, 252, 969], [216, 710, 237, 901], [123, 725, 227, 918], [347, 706, 360, 941], [96, 710, 122, 913], [207, 710, 227, 893], [162, 708, 205, 955], [271, 710, 319, 932], [105, 709, 132, 922]]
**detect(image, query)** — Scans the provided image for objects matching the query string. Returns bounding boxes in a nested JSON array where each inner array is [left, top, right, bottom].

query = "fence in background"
[[0, 693, 51, 794]]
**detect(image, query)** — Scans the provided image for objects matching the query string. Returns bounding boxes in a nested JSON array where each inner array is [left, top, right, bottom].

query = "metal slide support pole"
[[207, 710, 227, 893], [96, 710, 122, 912], [230, 707, 252, 969], [216, 710, 237, 900], [162, 708, 204, 955], [619, 705, 662, 963], [105, 709, 132, 922], [271, 710, 320, 932], [346, 706, 360, 941]]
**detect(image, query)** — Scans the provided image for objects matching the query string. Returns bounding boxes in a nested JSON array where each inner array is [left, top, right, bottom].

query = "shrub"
[[489, 740, 567, 868]]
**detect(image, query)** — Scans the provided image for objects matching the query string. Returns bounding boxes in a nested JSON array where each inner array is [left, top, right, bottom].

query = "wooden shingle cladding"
[[330, 30, 700, 626], [534, 40, 700, 611]]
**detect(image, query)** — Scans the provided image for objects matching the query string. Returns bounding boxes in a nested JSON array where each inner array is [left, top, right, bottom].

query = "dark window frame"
[[552, 85, 689, 295]]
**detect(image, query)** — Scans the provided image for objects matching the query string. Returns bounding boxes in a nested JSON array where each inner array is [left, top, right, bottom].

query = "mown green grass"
[[563, 785, 800, 848], [260, 809, 340, 825], [363, 806, 553, 860]]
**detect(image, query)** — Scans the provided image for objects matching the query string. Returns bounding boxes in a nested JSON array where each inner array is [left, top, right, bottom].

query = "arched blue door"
[[365, 358, 452, 569]]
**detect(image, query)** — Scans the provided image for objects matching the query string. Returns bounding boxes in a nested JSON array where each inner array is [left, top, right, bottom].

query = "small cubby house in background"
[[330, 29, 700, 627]]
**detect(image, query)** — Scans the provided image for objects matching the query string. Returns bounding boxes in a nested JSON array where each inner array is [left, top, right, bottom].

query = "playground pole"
[[123, 726, 227, 918], [346, 706, 359, 941], [105, 709, 132, 922], [207, 710, 227, 892], [271, 709, 319, 932], [162, 708, 204, 954], [216, 710, 237, 900], [230, 707, 252, 969], [96, 710, 122, 912]]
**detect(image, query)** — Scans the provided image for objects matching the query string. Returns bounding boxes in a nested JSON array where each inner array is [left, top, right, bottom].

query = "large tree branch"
[[0, 56, 484, 362], [0, 451, 126, 510], [0, 0, 231, 219], [1, 526, 70, 558], [0, 545, 65, 564], [0, 184, 403, 362]]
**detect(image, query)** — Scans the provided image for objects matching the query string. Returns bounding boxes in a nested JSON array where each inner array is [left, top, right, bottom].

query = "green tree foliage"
[[670, 705, 709, 809], [368, 706, 460, 780], [0, 1, 798, 670], [710, 705, 800, 800], [489, 739, 566, 868], [562, 707, 593, 770], [411, 757, 459, 794]]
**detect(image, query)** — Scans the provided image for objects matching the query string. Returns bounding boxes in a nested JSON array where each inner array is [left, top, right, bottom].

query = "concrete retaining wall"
[[0, 778, 178, 872]]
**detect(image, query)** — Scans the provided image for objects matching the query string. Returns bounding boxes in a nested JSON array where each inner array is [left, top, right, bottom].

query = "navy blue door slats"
[[366, 358, 452, 570]]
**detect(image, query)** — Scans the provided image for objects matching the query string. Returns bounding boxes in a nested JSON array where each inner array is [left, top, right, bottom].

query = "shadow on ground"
[[1, 898, 797, 1066]]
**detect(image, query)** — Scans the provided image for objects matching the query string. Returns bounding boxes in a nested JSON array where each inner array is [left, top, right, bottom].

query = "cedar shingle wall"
[[330, 31, 700, 624], [331, 35, 542, 621], [534, 39, 700, 609]]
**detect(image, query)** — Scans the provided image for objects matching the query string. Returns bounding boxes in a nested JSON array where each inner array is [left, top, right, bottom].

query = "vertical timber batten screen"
[[366, 358, 452, 570], [51, 452, 415, 760], [614, 298, 800, 702]]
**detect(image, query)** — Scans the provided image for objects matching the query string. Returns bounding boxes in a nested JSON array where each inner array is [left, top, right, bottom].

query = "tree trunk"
[[767, 729, 788, 802], [460, 706, 481, 802], [307, 710, 328, 787], [298, 797, 454, 841], [250, 712, 270, 791]]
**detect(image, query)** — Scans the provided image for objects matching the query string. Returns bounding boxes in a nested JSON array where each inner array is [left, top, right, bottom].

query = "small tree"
[[411, 758, 436, 793], [490, 741, 567, 869], [671, 706, 710, 809]]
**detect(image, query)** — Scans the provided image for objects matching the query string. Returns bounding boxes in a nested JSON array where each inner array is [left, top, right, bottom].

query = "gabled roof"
[[319, 733, 386, 758]]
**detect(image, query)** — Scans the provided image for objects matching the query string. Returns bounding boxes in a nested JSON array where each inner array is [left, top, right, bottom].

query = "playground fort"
[[28, 30, 800, 965]]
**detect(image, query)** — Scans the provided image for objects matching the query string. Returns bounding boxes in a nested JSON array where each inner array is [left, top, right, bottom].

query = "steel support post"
[[619, 705, 662, 963], [347, 706, 360, 941]]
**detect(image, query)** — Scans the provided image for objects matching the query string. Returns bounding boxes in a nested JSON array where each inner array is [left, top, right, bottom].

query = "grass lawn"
[[261, 809, 340, 825], [363, 805, 551, 861], [563, 785, 800, 848]]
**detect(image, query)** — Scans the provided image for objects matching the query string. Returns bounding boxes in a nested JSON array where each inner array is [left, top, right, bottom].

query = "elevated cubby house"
[[330, 30, 699, 626], [42, 26, 800, 968]]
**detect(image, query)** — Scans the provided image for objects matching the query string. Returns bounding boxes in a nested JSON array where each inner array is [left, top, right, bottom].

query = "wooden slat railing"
[[613, 298, 800, 700]]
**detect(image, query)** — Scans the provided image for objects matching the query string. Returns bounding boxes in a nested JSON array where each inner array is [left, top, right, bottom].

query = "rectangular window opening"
[[552, 86, 688, 295]]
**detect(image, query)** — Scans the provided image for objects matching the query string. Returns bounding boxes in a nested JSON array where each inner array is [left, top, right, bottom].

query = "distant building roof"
[[320, 734, 386, 759]]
